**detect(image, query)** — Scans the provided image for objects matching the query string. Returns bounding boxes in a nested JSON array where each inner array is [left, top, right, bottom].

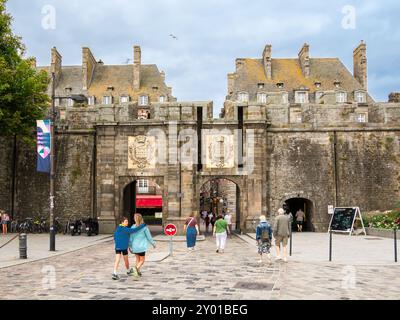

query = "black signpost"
[[328, 207, 366, 236]]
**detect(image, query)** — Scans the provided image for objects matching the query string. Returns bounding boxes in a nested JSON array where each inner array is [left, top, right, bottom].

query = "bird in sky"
[[169, 34, 178, 40], [124, 58, 131, 64]]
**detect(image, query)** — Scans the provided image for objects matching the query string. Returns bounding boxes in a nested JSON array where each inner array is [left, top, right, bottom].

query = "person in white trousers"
[[213, 215, 230, 253]]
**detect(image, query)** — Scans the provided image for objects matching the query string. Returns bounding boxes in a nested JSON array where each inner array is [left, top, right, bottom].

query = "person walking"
[[255, 215, 273, 263], [184, 213, 199, 251], [204, 213, 211, 235], [224, 210, 233, 238], [213, 215, 230, 253], [273, 208, 290, 262], [295, 209, 305, 232], [129, 213, 156, 280], [1, 211, 10, 235], [112, 216, 145, 280]]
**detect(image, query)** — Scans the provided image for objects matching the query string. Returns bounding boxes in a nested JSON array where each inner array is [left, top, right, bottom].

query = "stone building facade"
[[0, 41, 399, 233]]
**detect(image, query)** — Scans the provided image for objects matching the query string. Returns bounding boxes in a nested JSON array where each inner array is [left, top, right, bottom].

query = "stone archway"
[[197, 176, 244, 233], [283, 197, 315, 232], [118, 176, 165, 227]]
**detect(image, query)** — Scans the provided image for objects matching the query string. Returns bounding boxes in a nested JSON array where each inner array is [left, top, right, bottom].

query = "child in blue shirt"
[[112, 216, 145, 280]]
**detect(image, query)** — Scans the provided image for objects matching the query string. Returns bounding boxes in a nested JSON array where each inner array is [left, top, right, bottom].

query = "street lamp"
[[49, 72, 87, 251]]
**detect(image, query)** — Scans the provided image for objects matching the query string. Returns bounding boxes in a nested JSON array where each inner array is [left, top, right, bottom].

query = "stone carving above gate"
[[205, 134, 234, 168], [128, 135, 156, 169]]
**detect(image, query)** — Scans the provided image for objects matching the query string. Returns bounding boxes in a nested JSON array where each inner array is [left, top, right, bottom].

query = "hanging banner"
[[36, 119, 51, 173]]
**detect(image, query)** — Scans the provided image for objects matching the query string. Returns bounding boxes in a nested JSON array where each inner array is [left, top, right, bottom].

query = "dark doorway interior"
[[123, 181, 136, 226], [285, 198, 314, 232]]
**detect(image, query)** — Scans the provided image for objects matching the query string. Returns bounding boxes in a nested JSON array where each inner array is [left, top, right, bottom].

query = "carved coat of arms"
[[128, 136, 155, 169], [206, 134, 234, 168]]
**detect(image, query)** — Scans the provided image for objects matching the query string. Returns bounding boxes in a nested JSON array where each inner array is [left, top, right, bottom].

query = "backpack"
[[260, 224, 270, 242]]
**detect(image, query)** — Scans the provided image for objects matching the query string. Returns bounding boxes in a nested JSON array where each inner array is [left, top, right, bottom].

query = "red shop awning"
[[136, 195, 163, 208]]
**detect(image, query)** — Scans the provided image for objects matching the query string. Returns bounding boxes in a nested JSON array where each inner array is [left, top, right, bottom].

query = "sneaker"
[[258, 259, 263, 263], [132, 274, 140, 281], [283, 257, 288, 263], [137, 270, 142, 277], [275, 256, 282, 261], [132, 266, 139, 277], [112, 273, 120, 280], [127, 268, 134, 276], [216, 249, 219, 253]]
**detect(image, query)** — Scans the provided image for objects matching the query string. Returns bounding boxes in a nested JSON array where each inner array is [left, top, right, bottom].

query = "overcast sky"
[[7, 0, 400, 116]]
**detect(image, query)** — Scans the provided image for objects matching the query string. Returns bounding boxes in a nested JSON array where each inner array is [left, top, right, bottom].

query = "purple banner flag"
[[37, 119, 51, 173]]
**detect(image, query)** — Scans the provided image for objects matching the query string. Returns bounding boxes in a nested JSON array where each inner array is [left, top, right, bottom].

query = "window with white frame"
[[257, 93, 267, 103], [336, 92, 347, 103], [159, 95, 166, 103], [282, 92, 288, 104], [120, 95, 129, 103], [295, 91, 308, 104], [138, 179, 149, 193], [237, 92, 248, 102], [139, 95, 149, 106], [356, 113, 367, 123], [103, 96, 111, 105], [88, 96, 95, 106], [355, 91, 366, 103], [67, 98, 74, 107]]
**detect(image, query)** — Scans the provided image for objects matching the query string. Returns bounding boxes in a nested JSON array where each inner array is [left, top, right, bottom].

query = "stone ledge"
[[365, 227, 399, 239]]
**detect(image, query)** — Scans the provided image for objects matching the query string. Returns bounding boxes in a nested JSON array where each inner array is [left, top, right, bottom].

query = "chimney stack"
[[133, 45, 141, 89], [298, 43, 310, 78], [227, 73, 236, 95], [353, 40, 367, 90], [82, 47, 97, 91], [262, 44, 272, 79], [50, 47, 62, 84]]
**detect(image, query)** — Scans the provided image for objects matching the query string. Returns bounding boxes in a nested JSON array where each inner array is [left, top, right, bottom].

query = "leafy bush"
[[367, 210, 400, 229]]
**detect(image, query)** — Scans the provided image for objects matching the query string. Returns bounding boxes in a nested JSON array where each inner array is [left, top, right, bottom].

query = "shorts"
[[115, 249, 128, 256], [135, 252, 146, 257], [258, 240, 271, 254], [1, 221, 8, 225], [274, 236, 288, 246], [296, 221, 303, 224]]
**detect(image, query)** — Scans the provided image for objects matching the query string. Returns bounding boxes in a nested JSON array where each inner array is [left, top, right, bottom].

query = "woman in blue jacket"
[[129, 213, 156, 279]]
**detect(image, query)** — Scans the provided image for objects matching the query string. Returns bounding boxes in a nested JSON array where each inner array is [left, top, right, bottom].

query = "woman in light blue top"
[[129, 213, 156, 279]]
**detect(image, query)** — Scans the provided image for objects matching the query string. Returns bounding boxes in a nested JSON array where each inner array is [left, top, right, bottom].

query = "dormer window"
[[355, 91, 366, 103], [258, 83, 265, 89], [65, 87, 72, 93], [139, 95, 149, 106], [107, 86, 114, 91], [103, 96, 112, 105], [257, 93, 267, 103], [336, 91, 347, 103], [334, 81, 341, 88], [276, 82, 284, 89], [159, 95, 166, 103], [314, 82, 321, 88], [152, 86, 159, 92], [120, 95, 129, 103], [237, 92, 248, 102], [88, 96, 95, 106], [295, 91, 308, 104]]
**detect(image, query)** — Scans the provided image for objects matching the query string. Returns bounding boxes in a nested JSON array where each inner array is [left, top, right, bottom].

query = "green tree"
[[0, 0, 49, 144]]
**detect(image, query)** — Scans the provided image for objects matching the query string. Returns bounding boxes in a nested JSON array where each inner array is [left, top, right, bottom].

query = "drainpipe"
[[92, 130, 97, 218], [333, 131, 338, 206]]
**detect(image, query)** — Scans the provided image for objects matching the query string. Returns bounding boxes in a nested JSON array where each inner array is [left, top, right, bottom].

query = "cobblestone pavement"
[[1, 235, 399, 300]]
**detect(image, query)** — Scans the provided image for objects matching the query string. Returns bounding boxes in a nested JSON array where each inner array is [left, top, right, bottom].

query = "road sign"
[[164, 224, 177, 236]]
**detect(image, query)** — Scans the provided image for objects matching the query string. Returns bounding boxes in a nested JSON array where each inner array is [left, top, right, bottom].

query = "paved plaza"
[[0, 232, 399, 300]]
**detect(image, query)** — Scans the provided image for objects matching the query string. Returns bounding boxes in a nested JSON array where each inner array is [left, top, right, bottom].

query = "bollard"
[[395, 227, 398, 263], [329, 229, 332, 262], [19, 233, 27, 259]]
